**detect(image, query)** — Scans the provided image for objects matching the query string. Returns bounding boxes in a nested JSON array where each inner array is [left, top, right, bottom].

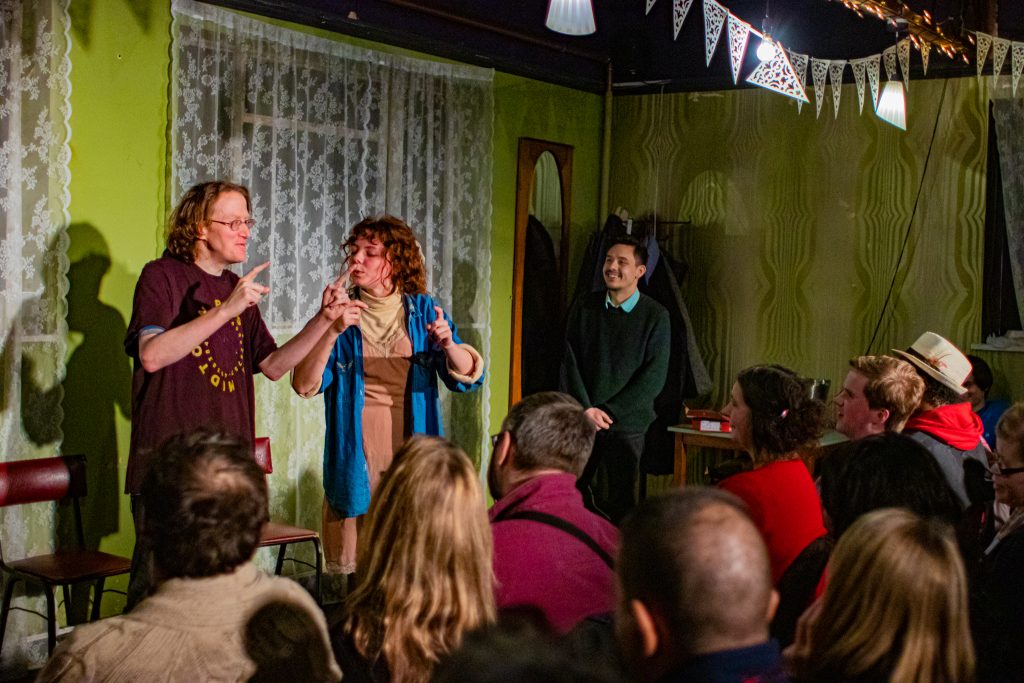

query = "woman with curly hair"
[[719, 364, 827, 585], [292, 216, 484, 576], [332, 436, 495, 682], [785, 508, 974, 683]]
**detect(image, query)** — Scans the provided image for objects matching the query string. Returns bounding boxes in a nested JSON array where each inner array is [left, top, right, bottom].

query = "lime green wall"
[[65, 0, 173, 603], [61, 0, 604, 595]]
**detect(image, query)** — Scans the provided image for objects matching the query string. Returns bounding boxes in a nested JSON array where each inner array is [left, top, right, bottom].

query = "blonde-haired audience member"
[[333, 436, 494, 682], [834, 355, 924, 440], [972, 402, 1024, 681], [786, 508, 974, 683]]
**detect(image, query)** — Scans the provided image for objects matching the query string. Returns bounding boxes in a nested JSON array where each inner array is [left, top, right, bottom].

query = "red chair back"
[[0, 455, 86, 507], [254, 437, 273, 475]]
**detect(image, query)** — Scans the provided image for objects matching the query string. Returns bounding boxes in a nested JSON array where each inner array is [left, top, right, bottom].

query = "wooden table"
[[668, 425, 848, 486]]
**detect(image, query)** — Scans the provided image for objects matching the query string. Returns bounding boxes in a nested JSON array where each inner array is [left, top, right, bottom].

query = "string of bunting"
[[643, 0, 986, 122]]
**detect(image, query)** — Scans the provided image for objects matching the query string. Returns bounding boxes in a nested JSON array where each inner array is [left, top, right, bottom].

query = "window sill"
[[971, 343, 1024, 354]]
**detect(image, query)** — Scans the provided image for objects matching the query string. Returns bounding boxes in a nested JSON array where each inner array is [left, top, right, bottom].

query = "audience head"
[[342, 215, 427, 296], [345, 436, 494, 681], [964, 354, 995, 412], [489, 392, 597, 498], [817, 432, 961, 541], [617, 488, 776, 681], [166, 181, 251, 264], [797, 508, 973, 683], [245, 600, 340, 683], [995, 403, 1024, 509], [835, 356, 924, 439], [141, 429, 269, 579], [893, 332, 970, 409], [722, 364, 825, 460], [434, 614, 624, 683]]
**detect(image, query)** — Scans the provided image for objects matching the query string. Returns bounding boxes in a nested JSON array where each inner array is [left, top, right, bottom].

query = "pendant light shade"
[[545, 0, 596, 36], [875, 81, 906, 131]]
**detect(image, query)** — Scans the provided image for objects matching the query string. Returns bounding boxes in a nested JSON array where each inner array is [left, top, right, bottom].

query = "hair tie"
[[779, 408, 789, 419]]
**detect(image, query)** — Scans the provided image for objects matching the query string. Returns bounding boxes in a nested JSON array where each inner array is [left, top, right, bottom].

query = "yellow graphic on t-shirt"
[[190, 299, 244, 393]]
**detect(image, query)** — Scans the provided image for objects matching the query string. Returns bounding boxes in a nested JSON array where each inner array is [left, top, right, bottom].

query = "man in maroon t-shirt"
[[124, 180, 348, 606]]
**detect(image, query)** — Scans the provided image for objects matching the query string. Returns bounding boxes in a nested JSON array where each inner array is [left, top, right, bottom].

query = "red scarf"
[[904, 403, 984, 451]]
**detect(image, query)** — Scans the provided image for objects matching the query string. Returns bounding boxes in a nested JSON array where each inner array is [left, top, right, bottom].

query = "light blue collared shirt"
[[605, 288, 640, 313]]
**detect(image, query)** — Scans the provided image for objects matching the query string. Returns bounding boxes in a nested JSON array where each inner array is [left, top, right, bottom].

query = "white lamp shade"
[[545, 0, 596, 36], [875, 81, 906, 131]]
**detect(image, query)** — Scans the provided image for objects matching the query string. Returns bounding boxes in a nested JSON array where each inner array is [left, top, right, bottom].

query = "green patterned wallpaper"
[[610, 77, 1022, 409]]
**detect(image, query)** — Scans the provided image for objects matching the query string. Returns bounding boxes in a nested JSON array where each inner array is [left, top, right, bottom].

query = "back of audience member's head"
[[500, 392, 596, 475], [817, 432, 961, 541], [246, 600, 340, 683], [616, 488, 775, 679], [433, 614, 624, 683], [848, 355, 925, 430], [141, 429, 268, 578], [997, 402, 1024, 447], [799, 508, 973, 683], [736, 364, 825, 458], [345, 436, 495, 682]]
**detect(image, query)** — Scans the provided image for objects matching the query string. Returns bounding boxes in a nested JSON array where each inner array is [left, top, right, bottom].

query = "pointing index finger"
[[434, 305, 444, 322], [242, 261, 271, 281]]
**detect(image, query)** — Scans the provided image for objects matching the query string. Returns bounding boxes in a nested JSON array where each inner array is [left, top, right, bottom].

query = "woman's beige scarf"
[[358, 289, 405, 354]]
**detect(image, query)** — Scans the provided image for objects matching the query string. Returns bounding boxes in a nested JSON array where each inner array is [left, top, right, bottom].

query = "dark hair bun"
[[737, 364, 826, 457]]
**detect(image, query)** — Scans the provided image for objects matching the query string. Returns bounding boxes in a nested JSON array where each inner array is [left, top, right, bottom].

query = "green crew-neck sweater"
[[560, 290, 671, 433]]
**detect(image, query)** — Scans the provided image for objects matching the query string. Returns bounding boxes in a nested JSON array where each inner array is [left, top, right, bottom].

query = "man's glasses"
[[992, 454, 1024, 476], [209, 218, 257, 232]]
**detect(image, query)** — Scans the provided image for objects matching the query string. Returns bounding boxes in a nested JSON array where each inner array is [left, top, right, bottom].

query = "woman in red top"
[[719, 365, 827, 585]]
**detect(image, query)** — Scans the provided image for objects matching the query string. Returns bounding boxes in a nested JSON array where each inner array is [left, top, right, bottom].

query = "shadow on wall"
[[34, 224, 131, 623]]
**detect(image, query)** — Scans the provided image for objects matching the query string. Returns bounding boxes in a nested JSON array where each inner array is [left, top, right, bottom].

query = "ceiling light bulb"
[[756, 36, 777, 61], [545, 0, 596, 36]]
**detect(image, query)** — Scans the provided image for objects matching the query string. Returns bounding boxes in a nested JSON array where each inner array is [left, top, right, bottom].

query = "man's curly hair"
[[343, 215, 427, 295], [166, 181, 251, 263]]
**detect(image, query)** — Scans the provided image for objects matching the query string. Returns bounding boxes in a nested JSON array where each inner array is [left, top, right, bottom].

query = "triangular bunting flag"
[[703, 0, 728, 67], [867, 54, 881, 107], [812, 57, 829, 118], [647, 0, 657, 15], [727, 14, 751, 84], [673, 0, 694, 40], [746, 46, 809, 103], [830, 61, 846, 117], [977, 32, 992, 77], [883, 46, 897, 81], [921, 42, 931, 76], [1013, 42, 1024, 95], [850, 58, 867, 113], [897, 39, 911, 91], [993, 37, 1010, 80], [790, 51, 809, 112]]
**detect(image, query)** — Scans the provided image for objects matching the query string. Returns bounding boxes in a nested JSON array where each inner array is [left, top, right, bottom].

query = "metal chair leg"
[[312, 537, 322, 605], [0, 577, 20, 655], [90, 578, 106, 622], [43, 584, 57, 654], [274, 543, 288, 575]]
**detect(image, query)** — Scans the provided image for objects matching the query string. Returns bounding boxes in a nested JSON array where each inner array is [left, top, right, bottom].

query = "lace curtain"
[[170, 0, 493, 535], [991, 96, 1024, 327], [0, 0, 71, 665]]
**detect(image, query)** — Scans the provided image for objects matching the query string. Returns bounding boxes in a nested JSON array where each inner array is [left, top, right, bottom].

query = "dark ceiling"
[[204, 1, 1024, 94]]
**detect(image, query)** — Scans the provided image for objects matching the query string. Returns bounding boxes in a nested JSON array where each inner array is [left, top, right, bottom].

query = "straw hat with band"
[[892, 331, 970, 396]]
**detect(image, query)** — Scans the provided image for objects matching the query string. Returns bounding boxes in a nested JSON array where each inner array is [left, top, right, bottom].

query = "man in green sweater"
[[560, 235, 670, 523]]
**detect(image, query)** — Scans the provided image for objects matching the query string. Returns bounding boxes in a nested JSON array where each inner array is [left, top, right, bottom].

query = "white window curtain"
[[0, 0, 71, 663], [170, 0, 493, 532]]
